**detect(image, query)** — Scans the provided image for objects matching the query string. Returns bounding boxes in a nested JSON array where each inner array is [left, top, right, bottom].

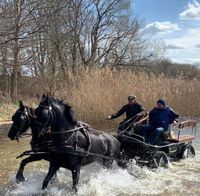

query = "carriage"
[[8, 97, 198, 191], [117, 119, 197, 168]]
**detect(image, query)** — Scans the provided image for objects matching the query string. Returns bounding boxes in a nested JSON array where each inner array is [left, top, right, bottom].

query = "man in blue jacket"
[[138, 99, 179, 145]]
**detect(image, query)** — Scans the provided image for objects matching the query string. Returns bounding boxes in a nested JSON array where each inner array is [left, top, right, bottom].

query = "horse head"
[[8, 101, 35, 140], [34, 95, 77, 138]]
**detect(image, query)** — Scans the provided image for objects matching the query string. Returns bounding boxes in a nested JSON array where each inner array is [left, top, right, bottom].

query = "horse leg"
[[42, 163, 59, 189], [116, 151, 129, 169], [71, 167, 81, 192], [103, 158, 114, 168], [16, 155, 41, 183], [103, 140, 114, 168]]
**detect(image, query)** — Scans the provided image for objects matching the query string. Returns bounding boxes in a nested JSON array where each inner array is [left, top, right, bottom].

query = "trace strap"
[[51, 125, 87, 134]]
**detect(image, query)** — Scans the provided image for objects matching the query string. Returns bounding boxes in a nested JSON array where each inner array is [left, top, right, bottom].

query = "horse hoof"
[[16, 176, 26, 183], [72, 187, 77, 193], [42, 183, 48, 190]]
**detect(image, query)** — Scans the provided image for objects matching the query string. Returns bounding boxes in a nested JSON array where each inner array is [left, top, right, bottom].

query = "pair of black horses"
[[8, 95, 129, 191]]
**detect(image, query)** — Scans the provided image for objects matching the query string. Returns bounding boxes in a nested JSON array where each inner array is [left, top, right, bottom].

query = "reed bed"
[[56, 68, 200, 129], [1, 68, 200, 130]]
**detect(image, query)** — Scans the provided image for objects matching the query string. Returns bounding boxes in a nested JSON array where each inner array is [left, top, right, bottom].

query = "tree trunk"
[[11, 36, 20, 102], [10, 68, 18, 102]]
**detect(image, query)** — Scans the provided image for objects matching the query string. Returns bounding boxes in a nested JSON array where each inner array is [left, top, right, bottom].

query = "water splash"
[[1, 125, 200, 196], [2, 152, 200, 196]]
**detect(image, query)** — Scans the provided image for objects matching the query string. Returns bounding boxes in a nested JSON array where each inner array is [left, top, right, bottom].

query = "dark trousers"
[[137, 125, 165, 145]]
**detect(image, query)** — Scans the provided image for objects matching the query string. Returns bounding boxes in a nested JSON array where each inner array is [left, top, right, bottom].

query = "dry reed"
[[56, 68, 200, 130], [1, 68, 200, 130]]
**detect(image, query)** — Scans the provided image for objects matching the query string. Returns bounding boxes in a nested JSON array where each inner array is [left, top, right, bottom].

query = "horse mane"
[[49, 97, 77, 124], [49, 97, 71, 111], [28, 107, 36, 118]]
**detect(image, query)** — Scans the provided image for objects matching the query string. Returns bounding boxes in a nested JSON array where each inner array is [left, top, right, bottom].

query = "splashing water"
[[1, 125, 200, 196], [2, 151, 199, 196]]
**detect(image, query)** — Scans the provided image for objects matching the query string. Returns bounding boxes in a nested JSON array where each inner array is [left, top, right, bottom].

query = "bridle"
[[36, 100, 91, 151], [36, 103, 55, 137], [37, 103, 87, 136], [14, 107, 32, 140]]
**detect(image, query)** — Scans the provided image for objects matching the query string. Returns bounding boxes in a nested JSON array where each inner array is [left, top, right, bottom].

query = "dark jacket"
[[149, 106, 179, 130], [111, 103, 146, 120]]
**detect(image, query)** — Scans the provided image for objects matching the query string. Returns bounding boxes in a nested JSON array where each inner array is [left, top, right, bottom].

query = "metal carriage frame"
[[16, 120, 197, 170], [117, 120, 197, 168]]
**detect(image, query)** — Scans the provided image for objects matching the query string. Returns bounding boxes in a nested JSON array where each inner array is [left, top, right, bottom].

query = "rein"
[[120, 114, 140, 127], [38, 103, 86, 136], [120, 115, 142, 134], [37, 102, 91, 152], [51, 125, 89, 152], [50, 125, 87, 135]]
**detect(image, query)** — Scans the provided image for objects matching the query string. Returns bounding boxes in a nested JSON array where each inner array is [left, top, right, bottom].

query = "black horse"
[[33, 95, 121, 191], [8, 101, 52, 182]]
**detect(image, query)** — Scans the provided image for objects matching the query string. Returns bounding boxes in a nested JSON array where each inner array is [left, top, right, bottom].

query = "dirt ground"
[[0, 121, 12, 126]]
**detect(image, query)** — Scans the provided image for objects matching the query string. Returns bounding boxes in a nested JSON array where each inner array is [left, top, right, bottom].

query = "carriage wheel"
[[180, 145, 195, 159], [150, 151, 169, 169]]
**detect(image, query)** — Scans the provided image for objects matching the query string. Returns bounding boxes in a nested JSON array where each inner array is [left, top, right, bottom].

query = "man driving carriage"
[[138, 99, 179, 145], [107, 95, 147, 133]]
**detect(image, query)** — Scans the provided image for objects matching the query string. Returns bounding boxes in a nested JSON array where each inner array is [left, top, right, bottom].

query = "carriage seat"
[[161, 130, 175, 140], [163, 120, 197, 143], [167, 135, 195, 143]]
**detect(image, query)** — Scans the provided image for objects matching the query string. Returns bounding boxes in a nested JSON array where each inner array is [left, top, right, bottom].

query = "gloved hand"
[[172, 119, 179, 126]]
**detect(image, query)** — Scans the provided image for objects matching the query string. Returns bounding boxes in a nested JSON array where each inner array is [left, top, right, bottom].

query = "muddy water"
[[0, 124, 200, 196]]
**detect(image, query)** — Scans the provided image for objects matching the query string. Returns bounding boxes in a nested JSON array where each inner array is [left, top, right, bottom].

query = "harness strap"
[[50, 125, 87, 134], [79, 127, 91, 152], [38, 103, 91, 154], [50, 125, 91, 152]]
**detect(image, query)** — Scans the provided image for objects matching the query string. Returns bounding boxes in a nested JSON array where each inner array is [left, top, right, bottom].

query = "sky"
[[133, 0, 200, 66]]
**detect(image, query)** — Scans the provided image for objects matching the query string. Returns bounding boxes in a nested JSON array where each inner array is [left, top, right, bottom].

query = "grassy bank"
[[0, 103, 17, 122], [0, 68, 200, 130]]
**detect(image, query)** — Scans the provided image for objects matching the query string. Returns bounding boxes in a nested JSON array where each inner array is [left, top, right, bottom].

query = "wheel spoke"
[[150, 151, 169, 169], [181, 145, 195, 159]]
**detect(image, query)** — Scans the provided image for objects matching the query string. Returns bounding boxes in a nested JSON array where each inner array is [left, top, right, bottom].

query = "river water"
[[0, 123, 200, 196]]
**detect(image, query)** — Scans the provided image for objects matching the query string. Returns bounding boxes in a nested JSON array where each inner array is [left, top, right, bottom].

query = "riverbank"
[[0, 103, 17, 122], [0, 121, 12, 126]]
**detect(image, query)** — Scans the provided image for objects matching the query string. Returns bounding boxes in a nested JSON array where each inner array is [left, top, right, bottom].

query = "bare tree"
[[0, 0, 165, 99], [63, 0, 154, 68], [0, 0, 48, 101]]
